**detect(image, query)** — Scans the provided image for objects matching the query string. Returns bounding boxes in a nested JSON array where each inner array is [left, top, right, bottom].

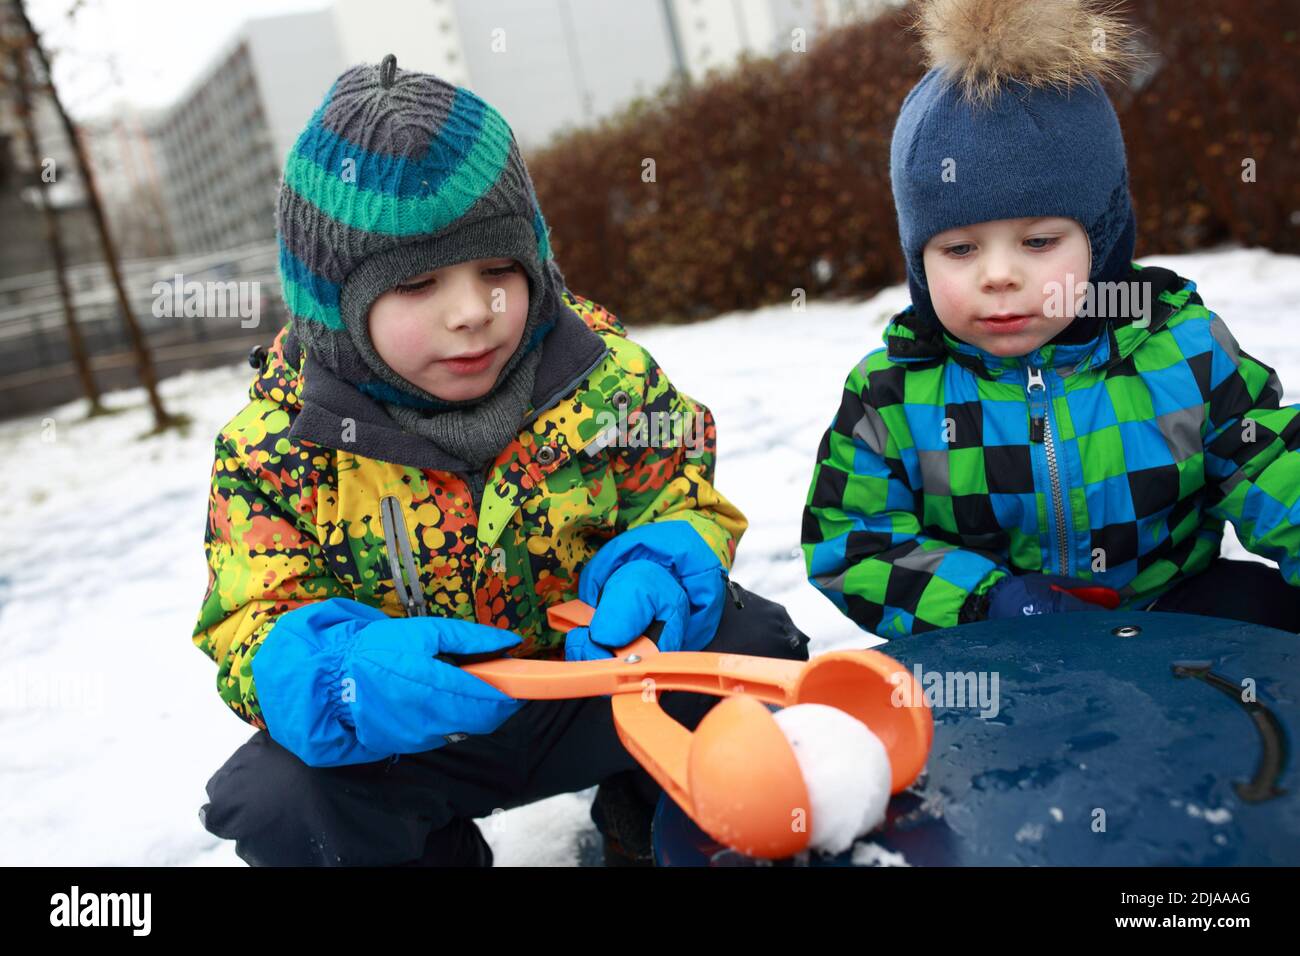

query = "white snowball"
[[772, 703, 892, 855]]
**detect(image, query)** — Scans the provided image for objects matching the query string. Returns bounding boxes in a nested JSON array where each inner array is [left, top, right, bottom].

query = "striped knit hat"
[[275, 54, 564, 411]]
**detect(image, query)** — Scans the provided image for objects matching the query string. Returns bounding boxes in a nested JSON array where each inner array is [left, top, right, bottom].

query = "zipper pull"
[[1025, 366, 1046, 444], [380, 495, 431, 617]]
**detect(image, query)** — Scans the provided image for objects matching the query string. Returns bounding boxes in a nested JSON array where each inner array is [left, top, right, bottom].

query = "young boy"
[[803, 0, 1300, 638], [193, 55, 809, 866]]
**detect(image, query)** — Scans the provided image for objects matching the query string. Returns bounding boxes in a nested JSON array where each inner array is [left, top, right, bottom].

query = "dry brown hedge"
[[528, 0, 1299, 325]]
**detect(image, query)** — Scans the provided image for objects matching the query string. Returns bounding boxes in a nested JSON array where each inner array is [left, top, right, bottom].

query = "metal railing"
[[0, 240, 286, 418]]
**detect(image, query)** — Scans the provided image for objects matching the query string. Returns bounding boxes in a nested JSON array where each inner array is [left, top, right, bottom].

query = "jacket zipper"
[[379, 495, 430, 618], [1025, 366, 1070, 575], [463, 470, 488, 514]]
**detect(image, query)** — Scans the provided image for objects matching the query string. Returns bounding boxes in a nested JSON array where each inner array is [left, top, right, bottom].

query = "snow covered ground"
[[0, 247, 1294, 866]]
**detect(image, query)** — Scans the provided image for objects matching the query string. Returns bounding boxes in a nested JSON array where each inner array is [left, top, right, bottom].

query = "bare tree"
[[4, 31, 105, 415], [9, 0, 185, 433]]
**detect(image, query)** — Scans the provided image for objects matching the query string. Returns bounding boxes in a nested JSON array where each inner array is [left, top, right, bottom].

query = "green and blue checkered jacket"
[[802, 264, 1300, 637]]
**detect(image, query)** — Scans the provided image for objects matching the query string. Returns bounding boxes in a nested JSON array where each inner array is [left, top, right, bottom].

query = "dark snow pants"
[[198, 581, 810, 866], [1145, 557, 1300, 633]]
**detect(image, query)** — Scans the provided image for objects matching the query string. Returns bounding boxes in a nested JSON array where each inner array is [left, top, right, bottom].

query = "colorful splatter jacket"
[[194, 293, 746, 728], [803, 264, 1300, 637]]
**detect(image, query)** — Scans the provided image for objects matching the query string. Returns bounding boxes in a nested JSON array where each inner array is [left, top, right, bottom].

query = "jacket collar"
[[269, 301, 611, 472], [883, 263, 1192, 380]]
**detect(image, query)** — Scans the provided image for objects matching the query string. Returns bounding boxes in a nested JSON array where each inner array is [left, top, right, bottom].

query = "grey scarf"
[[379, 343, 542, 471]]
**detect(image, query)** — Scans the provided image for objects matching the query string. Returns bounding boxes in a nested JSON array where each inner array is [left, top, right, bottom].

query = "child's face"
[[367, 257, 530, 402], [921, 217, 1091, 358]]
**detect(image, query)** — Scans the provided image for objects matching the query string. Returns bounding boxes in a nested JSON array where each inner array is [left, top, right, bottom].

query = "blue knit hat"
[[890, 0, 1141, 328], [275, 54, 564, 411]]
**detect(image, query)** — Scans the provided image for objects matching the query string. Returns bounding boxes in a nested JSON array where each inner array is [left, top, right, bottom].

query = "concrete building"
[[455, 0, 902, 148], [331, 0, 469, 86], [148, 9, 346, 254], [146, 1, 471, 255], [143, 0, 902, 253], [78, 103, 174, 259]]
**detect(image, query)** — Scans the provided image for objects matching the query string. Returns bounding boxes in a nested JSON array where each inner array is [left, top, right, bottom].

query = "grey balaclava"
[[275, 53, 567, 468]]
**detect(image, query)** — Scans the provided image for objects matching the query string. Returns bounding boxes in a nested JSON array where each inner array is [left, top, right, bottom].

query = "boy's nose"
[[982, 275, 1020, 294], [980, 259, 1021, 293], [440, 280, 495, 332]]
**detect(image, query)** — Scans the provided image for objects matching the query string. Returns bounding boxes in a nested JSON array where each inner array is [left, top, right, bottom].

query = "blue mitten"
[[985, 574, 1112, 619], [251, 598, 525, 767], [564, 522, 727, 662], [565, 561, 690, 661]]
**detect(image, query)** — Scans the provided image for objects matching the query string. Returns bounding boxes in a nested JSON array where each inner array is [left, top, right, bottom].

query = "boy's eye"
[[395, 263, 517, 293], [944, 243, 974, 258], [1025, 236, 1060, 250], [395, 278, 434, 295]]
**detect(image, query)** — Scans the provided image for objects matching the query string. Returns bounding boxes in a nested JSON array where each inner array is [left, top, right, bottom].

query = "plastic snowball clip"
[[450, 599, 934, 859]]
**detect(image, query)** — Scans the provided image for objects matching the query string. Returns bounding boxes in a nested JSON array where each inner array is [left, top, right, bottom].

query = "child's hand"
[[564, 522, 728, 662], [986, 574, 1119, 619], [564, 562, 689, 661], [252, 598, 525, 767]]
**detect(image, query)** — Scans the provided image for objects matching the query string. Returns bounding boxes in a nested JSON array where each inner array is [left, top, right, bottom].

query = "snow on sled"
[[652, 611, 1299, 866]]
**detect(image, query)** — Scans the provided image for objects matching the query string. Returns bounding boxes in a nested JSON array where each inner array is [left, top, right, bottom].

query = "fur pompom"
[[914, 0, 1141, 104]]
